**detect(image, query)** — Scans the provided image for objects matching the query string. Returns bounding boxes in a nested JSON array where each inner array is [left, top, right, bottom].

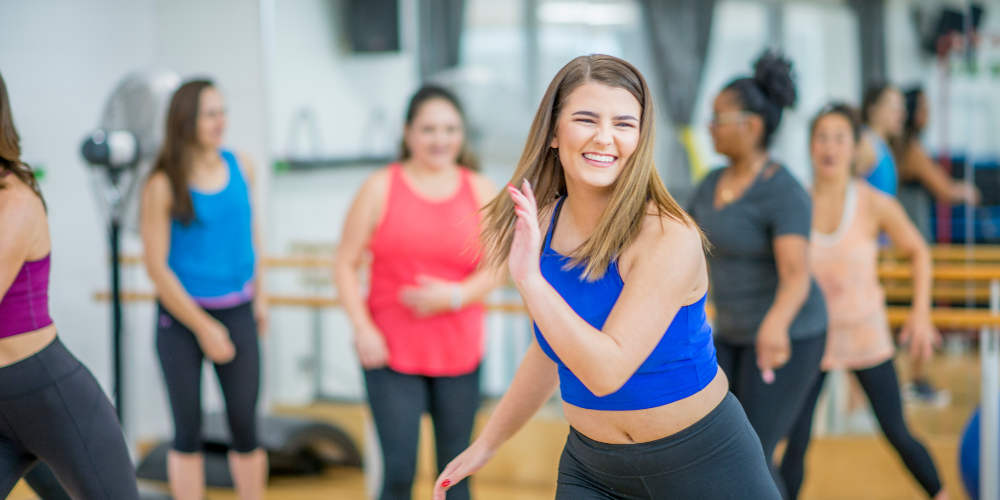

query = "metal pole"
[[983, 278, 1000, 500], [110, 217, 124, 423]]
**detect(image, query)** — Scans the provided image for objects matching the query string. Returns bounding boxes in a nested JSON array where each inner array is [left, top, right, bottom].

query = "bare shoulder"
[[0, 175, 45, 241], [360, 167, 392, 198], [859, 181, 893, 209], [467, 170, 498, 207], [235, 150, 257, 184], [637, 204, 703, 255], [0, 176, 42, 218], [144, 170, 172, 200]]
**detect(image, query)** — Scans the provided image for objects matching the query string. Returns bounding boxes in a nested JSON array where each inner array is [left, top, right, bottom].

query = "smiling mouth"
[[582, 152, 617, 166]]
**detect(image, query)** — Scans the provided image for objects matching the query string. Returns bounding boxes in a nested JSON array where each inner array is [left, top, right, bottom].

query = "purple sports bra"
[[0, 254, 54, 338]]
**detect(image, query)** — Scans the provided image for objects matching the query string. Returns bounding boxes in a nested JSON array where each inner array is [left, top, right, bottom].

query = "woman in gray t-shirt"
[[687, 52, 827, 499]]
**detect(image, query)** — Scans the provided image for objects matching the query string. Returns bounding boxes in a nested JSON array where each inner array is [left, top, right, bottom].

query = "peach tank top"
[[810, 181, 895, 371]]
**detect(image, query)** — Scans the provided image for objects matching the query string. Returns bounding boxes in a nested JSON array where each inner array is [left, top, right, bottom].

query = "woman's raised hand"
[[506, 180, 543, 287]]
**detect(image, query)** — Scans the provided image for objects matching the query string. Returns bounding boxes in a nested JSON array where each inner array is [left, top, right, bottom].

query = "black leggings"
[[156, 301, 260, 454], [364, 366, 480, 500], [24, 463, 72, 500], [714, 334, 826, 499], [0, 337, 139, 499], [556, 393, 780, 499], [781, 360, 942, 499]]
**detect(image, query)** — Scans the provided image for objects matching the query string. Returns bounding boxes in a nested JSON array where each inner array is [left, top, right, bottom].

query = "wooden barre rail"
[[93, 291, 531, 314], [881, 245, 1000, 262], [94, 291, 1000, 328], [116, 254, 1000, 281], [119, 245, 1000, 267]]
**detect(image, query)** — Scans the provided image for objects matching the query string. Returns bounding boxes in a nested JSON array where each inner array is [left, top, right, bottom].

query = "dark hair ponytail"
[[723, 50, 797, 148], [399, 85, 479, 171], [151, 79, 214, 224], [0, 70, 45, 208]]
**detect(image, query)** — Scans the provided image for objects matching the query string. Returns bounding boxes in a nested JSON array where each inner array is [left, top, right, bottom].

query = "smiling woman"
[[433, 54, 780, 500], [333, 85, 500, 500]]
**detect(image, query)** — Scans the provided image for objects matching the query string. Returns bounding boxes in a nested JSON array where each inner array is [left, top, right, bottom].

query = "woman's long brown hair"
[[151, 79, 214, 224], [0, 70, 45, 207], [479, 54, 703, 281]]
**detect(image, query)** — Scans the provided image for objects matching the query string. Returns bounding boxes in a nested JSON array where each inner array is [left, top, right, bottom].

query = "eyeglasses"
[[709, 111, 751, 127]]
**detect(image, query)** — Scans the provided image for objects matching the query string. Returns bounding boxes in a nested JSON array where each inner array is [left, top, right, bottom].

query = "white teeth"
[[583, 153, 615, 163]]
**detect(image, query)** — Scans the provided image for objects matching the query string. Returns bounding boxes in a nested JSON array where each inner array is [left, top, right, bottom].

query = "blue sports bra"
[[533, 198, 718, 411], [864, 129, 898, 197]]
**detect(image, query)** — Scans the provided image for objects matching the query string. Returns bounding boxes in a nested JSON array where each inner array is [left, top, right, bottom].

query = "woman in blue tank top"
[[140, 80, 267, 500], [432, 55, 779, 500], [857, 84, 905, 197]]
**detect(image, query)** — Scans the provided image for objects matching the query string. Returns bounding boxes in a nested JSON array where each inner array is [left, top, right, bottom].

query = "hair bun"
[[753, 51, 796, 109]]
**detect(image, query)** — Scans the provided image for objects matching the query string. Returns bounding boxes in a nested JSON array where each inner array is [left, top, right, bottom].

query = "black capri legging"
[[556, 393, 780, 499], [714, 333, 826, 499], [781, 359, 942, 500], [0, 337, 139, 499], [364, 366, 480, 500], [156, 301, 260, 454]]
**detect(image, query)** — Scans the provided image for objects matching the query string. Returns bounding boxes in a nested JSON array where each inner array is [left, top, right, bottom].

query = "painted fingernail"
[[442, 479, 451, 487]]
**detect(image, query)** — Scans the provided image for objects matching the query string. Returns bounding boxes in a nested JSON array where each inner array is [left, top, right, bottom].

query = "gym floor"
[[4, 349, 979, 500]]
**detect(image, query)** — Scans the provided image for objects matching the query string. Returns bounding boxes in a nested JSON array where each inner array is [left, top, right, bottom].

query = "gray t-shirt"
[[688, 165, 827, 344]]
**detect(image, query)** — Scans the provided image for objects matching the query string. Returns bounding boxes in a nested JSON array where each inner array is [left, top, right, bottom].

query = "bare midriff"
[[563, 367, 728, 444], [0, 325, 57, 368]]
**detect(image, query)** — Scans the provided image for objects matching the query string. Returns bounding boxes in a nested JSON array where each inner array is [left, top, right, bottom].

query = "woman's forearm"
[[148, 264, 216, 333], [764, 269, 810, 328], [333, 260, 378, 332], [459, 268, 503, 307], [910, 247, 933, 314], [475, 343, 559, 450]]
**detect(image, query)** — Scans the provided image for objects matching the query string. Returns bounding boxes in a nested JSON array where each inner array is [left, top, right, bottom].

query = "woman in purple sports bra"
[[0, 70, 140, 499]]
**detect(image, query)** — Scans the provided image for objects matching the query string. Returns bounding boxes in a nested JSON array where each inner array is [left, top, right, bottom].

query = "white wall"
[[271, 0, 419, 160]]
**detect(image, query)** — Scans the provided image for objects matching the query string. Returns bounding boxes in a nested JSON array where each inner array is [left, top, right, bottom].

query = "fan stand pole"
[[110, 214, 124, 423]]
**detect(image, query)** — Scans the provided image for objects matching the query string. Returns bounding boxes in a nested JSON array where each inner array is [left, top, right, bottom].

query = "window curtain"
[[638, 0, 717, 188], [419, 0, 467, 80]]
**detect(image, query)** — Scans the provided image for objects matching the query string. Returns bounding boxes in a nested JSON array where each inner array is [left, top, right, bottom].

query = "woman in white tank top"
[[780, 104, 948, 500]]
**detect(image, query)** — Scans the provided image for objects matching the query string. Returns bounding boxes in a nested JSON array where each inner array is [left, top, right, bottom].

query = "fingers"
[[756, 351, 775, 384], [433, 461, 467, 500], [756, 346, 788, 384], [898, 325, 912, 344], [507, 183, 535, 214]]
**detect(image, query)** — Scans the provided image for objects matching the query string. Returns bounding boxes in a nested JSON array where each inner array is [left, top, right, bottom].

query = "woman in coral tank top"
[[780, 104, 948, 500], [334, 86, 499, 500]]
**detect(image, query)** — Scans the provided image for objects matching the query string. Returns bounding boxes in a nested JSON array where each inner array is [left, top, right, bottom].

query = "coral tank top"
[[810, 181, 895, 371], [366, 164, 484, 376]]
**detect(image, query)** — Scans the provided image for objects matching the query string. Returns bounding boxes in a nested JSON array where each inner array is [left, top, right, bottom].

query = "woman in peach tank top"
[[778, 104, 948, 500], [334, 86, 499, 500]]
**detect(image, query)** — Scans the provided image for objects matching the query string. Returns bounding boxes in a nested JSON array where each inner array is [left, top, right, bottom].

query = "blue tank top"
[[533, 198, 718, 411], [865, 130, 897, 197], [168, 149, 255, 305]]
